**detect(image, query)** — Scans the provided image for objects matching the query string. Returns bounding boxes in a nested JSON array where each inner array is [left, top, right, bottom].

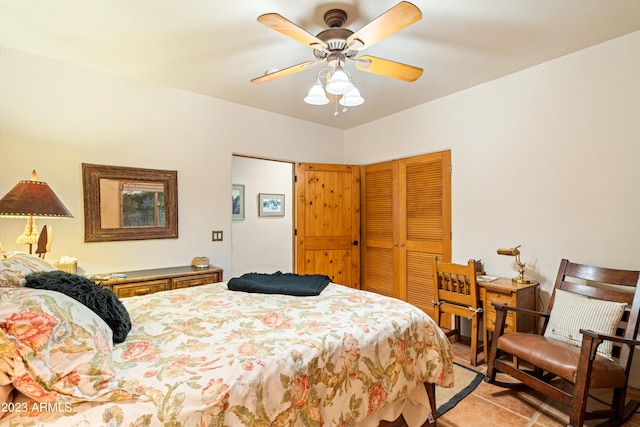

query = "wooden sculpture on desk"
[[35, 225, 52, 259]]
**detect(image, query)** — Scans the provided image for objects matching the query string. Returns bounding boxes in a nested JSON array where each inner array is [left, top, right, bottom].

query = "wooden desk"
[[479, 278, 539, 364]]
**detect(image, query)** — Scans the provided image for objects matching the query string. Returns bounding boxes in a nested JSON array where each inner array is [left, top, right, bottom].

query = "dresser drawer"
[[171, 273, 220, 289], [485, 309, 516, 333], [112, 279, 170, 298], [485, 290, 515, 307]]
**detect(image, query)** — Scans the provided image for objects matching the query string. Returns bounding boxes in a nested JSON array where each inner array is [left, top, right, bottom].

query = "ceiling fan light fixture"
[[339, 87, 364, 107], [325, 67, 353, 95], [304, 79, 329, 105]]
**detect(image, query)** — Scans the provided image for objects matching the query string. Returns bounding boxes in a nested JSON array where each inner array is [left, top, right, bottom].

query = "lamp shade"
[[0, 171, 73, 218], [339, 87, 365, 107], [304, 80, 330, 105], [325, 68, 353, 95]]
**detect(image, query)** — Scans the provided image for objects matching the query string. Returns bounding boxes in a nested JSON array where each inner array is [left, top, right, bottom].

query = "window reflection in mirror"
[[99, 179, 166, 228]]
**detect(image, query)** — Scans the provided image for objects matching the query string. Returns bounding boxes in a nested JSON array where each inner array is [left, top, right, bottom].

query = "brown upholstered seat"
[[497, 332, 626, 389], [485, 259, 640, 427]]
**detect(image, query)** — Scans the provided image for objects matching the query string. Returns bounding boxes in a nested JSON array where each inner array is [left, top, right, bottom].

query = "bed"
[[0, 254, 454, 427]]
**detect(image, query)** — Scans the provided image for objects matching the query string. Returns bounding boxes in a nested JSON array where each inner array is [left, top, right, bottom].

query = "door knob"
[[352, 240, 359, 246]]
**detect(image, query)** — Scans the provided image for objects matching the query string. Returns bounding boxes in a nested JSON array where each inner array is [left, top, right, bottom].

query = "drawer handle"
[[190, 281, 202, 286], [135, 288, 150, 295]]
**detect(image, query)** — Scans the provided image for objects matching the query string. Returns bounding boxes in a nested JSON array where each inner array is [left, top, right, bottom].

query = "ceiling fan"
[[250, 2, 424, 88]]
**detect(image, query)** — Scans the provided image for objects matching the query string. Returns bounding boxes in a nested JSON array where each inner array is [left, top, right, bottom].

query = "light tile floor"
[[438, 341, 640, 427]]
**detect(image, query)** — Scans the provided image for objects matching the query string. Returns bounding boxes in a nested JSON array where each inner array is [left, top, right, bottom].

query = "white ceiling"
[[1, 0, 640, 130]]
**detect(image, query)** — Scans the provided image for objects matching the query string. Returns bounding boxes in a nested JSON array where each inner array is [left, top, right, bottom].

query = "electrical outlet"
[[212, 230, 223, 241]]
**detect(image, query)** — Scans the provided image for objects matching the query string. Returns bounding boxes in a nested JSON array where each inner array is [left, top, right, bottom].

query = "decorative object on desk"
[[258, 193, 285, 217], [191, 256, 209, 268], [54, 255, 78, 274], [35, 224, 52, 259], [232, 184, 245, 220], [474, 259, 485, 276], [497, 245, 535, 284], [0, 170, 73, 255]]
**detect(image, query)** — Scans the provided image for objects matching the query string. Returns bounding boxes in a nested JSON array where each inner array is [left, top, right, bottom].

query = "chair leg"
[[470, 316, 478, 366], [453, 315, 460, 342], [483, 319, 489, 365], [569, 336, 598, 427]]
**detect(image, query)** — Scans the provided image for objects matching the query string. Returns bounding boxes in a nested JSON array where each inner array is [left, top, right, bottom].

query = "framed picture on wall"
[[232, 184, 245, 220], [258, 193, 285, 217]]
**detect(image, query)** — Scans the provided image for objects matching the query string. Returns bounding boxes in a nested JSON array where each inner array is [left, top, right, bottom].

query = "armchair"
[[485, 259, 640, 427]]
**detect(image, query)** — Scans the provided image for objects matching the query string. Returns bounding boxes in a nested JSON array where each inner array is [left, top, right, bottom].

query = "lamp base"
[[512, 276, 536, 285]]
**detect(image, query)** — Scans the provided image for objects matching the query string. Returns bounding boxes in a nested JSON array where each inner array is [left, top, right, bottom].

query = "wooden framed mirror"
[[82, 163, 178, 242]]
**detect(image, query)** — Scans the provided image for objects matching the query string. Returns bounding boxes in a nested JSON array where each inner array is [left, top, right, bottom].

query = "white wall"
[[0, 47, 344, 277], [345, 31, 640, 303], [344, 31, 640, 386], [231, 156, 293, 277]]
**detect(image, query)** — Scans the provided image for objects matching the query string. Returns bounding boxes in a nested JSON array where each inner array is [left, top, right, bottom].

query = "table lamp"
[[0, 170, 73, 256], [497, 245, 535, 284]]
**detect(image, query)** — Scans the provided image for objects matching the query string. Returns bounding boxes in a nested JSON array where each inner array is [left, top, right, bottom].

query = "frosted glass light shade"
[[339, 87, 364, 106], [325, 68, 353, 95], [304, 82, 329, 105]]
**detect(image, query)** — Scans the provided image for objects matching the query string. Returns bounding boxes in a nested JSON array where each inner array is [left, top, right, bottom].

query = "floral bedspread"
[[2, 282, 453, 427]]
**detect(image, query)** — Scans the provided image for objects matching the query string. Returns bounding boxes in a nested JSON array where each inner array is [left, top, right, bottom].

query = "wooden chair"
[[485, 259, 640, 427], [432, 258, 483, 366]]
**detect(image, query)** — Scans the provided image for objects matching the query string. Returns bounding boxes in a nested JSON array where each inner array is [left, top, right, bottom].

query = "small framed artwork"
[[232, 184, 245, 220], [259, 193, 285, 217]]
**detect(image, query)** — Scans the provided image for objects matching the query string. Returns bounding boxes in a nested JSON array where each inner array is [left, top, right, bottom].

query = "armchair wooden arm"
[[579, 329, 640, 347]]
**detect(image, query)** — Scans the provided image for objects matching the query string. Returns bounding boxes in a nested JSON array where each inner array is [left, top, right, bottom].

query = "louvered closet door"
[[360, 151, 451, 319], [399, 151, 451, 318], [360, 161, 399, 298]]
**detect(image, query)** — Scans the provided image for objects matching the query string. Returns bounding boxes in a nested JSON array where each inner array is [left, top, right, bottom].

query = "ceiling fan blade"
[[355, 55, 423, 82], [346, 2, 422, 51], [250, 61, 318, 84], [258, 13, 328, 50]]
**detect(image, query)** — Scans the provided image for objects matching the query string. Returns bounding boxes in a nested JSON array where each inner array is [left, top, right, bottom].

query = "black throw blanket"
[[227, 271, 331, 296]]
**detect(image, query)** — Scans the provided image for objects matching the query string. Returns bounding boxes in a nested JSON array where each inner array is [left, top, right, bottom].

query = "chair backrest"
[[432, 258, 480, 309], [545, 259, 640, 364]]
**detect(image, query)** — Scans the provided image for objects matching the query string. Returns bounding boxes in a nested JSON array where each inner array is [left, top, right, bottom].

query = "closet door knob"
[[400, 243, 405, 247]]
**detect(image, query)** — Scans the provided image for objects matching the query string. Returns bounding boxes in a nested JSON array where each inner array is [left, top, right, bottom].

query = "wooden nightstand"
[[96, 265, 223, 298], [479, 278, 539, 364]]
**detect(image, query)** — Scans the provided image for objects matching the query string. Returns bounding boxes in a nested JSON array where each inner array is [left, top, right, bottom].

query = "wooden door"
[[399, 151, 451, 317], [360, 160, 399, 298], [295, 163, 360, 288], [360, 151, 451, 318]]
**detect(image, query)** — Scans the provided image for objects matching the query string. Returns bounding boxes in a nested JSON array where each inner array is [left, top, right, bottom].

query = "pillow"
[[0, 287, 135, 403], [0, 253, 56, 287], [24, 270, 132, 344], [544, 289, 627, 360]]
